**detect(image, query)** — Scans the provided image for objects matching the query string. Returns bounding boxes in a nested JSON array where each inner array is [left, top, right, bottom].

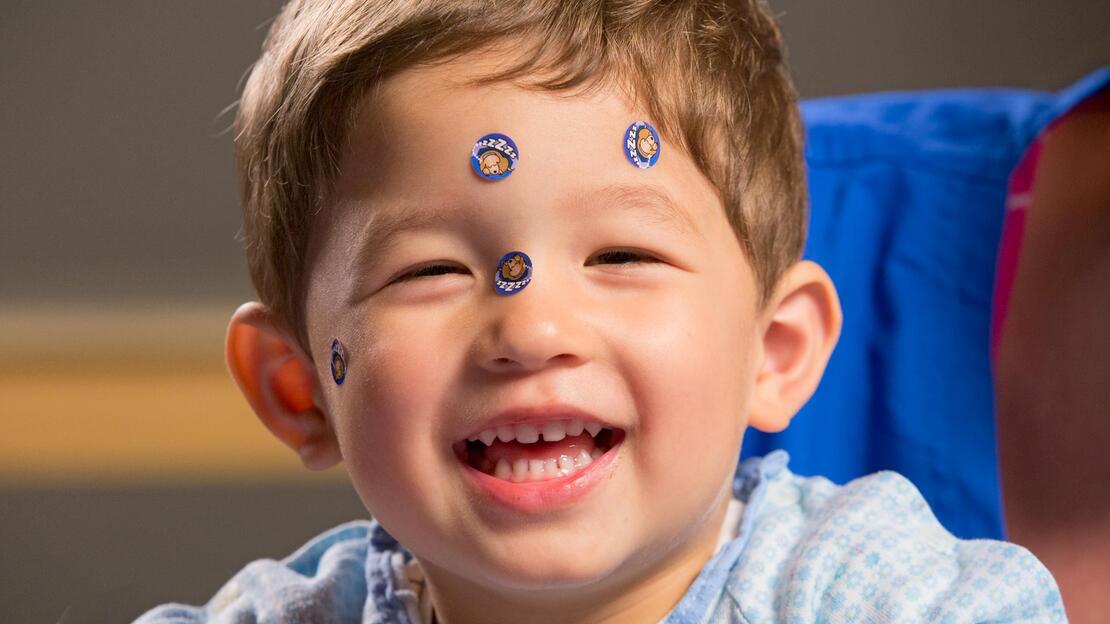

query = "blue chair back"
[[741, 68, 1110, 539]]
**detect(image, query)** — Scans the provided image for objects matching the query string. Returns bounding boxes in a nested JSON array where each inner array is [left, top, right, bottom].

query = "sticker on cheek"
[[330, 338, 347, 385], [623, 121, 660, 169], [494, 250, 533, 295], [471, 133, 519, 181]]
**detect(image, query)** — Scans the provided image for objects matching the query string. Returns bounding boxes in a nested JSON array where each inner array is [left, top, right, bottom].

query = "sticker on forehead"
[[330, 338, 347, 385], [494, 250, 533, 295], [624, 121, 660, 169], [471, 133, 519, 181]]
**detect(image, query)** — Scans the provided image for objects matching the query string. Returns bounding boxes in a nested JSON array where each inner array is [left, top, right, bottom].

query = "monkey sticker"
[[471, 133, 519, 181], [493, 250, 533, 295], [330, 338, 347, 385], [623, 121, 660, 169]]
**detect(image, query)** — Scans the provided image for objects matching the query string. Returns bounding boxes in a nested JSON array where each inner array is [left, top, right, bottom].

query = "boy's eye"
[[591, 249, 658, 265], [391, 249, 657, 285], [393, 263, 466, 283]]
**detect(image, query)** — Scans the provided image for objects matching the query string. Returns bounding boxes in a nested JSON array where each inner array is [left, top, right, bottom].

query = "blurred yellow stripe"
[[0, 367, 348, 486], [0, 301, 347, 486]]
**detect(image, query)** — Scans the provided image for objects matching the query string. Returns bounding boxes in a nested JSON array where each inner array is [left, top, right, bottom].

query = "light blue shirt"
[[134, 452, 1065, 623]]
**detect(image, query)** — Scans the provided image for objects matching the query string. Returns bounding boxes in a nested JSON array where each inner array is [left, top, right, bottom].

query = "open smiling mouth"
[[451, 420, 626, 483]]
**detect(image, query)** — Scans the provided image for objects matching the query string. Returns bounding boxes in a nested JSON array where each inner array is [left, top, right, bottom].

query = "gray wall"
[[2, 2, 1107, 623], [2, 1, 1108, 305]]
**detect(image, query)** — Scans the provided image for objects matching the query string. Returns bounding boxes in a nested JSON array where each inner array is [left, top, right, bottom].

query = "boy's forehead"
[[327, 59, 724, 270], [338, 60, 648, 194]]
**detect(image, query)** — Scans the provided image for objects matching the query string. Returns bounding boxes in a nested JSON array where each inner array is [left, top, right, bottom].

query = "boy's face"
[[302, 59, 767, 598]]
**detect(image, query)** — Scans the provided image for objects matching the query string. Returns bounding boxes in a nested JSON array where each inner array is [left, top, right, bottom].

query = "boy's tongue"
[[483, 432, 597, 464]]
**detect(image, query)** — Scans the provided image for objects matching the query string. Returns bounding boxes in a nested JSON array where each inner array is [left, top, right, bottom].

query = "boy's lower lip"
[[455, 433, 624, 515]]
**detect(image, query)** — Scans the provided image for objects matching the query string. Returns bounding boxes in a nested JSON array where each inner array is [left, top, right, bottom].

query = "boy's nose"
[[476, 260, 592, 374]]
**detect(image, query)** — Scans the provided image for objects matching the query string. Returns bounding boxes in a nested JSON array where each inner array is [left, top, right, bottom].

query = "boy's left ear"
[[747, 260, 843, 433], [225, 302, 342, 470]]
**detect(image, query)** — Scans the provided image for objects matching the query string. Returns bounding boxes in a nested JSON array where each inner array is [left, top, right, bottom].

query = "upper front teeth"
[[468, 418, 604, 445]]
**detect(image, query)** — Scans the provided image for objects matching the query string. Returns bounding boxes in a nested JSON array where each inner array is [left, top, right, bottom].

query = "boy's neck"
[[418, 488, 734, 624]]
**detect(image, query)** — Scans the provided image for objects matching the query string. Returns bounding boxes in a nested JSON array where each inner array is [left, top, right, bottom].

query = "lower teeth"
[[478, 447, 608, 482]]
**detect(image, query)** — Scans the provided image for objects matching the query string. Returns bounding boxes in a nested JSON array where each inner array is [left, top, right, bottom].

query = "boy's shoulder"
[[132, 519, 388, 623], [703, 454, 1066, 623], [135, 454, 1067, 623]]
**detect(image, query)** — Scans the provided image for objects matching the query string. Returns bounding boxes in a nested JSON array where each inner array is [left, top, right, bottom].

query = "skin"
[[226, 56, 841, 624], [994, 95, 1110, 624]]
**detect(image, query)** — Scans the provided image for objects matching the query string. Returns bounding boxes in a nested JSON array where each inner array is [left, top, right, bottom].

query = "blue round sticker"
[[471, 133, 519, 181], [330, 338, 347, 385], [493, 251, 533, 295], [623, 121, 660, 169]]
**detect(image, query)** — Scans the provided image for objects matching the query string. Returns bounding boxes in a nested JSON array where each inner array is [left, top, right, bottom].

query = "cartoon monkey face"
[[332, 353, 346, 381], [637, 128, 658, 159], [500, 254, 526, 280], [479, 150, 508, 175]]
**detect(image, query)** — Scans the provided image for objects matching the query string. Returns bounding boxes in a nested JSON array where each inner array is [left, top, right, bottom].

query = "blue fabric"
[[133, 452, 1064, 623], [670, 453, 1064, 623], [741, 67, 1110, 540]]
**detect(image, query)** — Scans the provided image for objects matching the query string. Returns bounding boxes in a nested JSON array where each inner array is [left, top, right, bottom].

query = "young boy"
[[136, 1, 1065, 622]]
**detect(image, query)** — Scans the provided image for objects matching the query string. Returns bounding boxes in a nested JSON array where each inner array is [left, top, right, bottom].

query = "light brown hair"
[[235, 0, 806, 349]]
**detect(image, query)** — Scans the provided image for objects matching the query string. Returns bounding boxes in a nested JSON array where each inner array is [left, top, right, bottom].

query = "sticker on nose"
[[623, 121, 660, 169], [494, 251, 533, 295], [330, 338, 347, 385], [471, 133, 519, 181]]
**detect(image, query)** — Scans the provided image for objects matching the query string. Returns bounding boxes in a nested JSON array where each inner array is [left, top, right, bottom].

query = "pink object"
[[990, 92, 1109, 362], [990, 139, 1042, 362]]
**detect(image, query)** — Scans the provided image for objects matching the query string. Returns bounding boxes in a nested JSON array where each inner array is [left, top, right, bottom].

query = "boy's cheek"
[[320, 331, 441, 459]]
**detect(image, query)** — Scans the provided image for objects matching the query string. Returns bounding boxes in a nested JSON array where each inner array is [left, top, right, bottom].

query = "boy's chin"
[[444, 535, 636, 593], [408, 505, 643, 595]]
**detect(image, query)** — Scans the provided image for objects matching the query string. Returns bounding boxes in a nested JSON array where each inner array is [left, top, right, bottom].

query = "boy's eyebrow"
[[349, 183, 701, 275], [349, 202, 456, 276], [583, 184, 702, 240]]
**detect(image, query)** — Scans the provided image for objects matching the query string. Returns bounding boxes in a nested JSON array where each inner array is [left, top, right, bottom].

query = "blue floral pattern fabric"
[[689, 458, 1065, 622], [133, 452, 1064, 623]]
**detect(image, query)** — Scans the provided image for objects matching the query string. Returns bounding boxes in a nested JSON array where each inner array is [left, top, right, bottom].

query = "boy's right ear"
[[225, 302, 341, 471]]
